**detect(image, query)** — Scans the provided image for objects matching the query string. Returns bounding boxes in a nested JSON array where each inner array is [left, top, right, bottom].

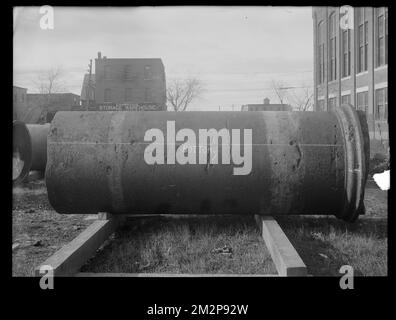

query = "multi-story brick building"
[[312, 7, 388, 156], [94, 52, 166, 111]]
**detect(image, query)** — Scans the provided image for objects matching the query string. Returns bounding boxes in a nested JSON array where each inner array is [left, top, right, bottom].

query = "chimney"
[[263, 97, 270, 105], [98, 52, 102, 59]]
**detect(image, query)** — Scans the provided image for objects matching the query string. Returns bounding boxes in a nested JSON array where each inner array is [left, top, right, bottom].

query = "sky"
[[13, 6, 314, 111]]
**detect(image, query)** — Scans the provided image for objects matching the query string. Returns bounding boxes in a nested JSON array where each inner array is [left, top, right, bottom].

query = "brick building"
[[94, 52, 166, 111], [13, 86, 27, 120], [241, 97, 292, 111], [26, 93, 80, 122], [313, 7, 388, 156]]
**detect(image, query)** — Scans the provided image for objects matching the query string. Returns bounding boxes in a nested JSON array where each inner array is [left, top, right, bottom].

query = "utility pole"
[[87, 59, 92, 110]]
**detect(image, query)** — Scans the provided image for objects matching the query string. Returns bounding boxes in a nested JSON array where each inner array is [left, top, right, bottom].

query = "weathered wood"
[[35, 217, 120, 277], [254, 215, 307, 276], [74, 272, 278, 277], [35, 213, 306, 277], [97, 212, 112, 220]]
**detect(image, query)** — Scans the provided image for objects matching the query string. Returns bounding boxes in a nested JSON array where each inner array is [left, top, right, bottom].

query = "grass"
[[276, 215, 387, 276], [275, 186, 388, 276], [13, 174, 387, 276], [81, 215, 277, 274], [81, 187, 387, 276], [12, 178, 92, 276]]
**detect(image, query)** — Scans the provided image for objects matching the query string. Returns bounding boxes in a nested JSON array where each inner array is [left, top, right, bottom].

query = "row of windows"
[[374, 87, 388, 120], [341, 93, 351, 105], [341, 29, 351, 77], [376, 7, 388, 67], [356, 89, 388, 121], [103, 88, 153, 103], [356, 91, 368, 114], [317, 21, 325, 84], [103, 65, 153, 80], [317, 87, 387, 120], [328, 96, 337, 111], [328, 13, 337, 81], [357, 7, 369, 73], [317, 7, 388, 83]]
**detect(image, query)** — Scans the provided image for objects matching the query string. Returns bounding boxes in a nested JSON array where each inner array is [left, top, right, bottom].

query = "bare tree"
[[167, 78, 204, 111], [31, 66, 67, 123], [271, 80, 313, 111], [288, 86, 314, 111], [271, 80, 288, 105], [34, 66, 66, 95]]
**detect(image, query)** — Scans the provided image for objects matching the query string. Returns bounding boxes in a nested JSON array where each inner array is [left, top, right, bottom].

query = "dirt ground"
[[12, 164, 388, 276], [12, 177, 93, 276]]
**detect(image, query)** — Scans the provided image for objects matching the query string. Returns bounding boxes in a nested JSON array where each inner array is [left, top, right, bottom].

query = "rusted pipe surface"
[[46, 104, 369, 221], [13, 122, 50, 185]]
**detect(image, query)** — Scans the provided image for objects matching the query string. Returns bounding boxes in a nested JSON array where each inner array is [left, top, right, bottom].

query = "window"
[[341, 94, 351, 105], [376, 7, 388, 67], [104, 88, 111, 102], [317, 21, 325, 84], [375, 88, 388, 120], [104, 65, 110, 79], [144, 65, 151, 79], [328, 13, 337, 81], [342, 29, 351, 77], [328, 97, 337, 111], [357, 91, 368, 114], [317, 99, 325, 111], [124, 65, 133, 80], [357, 8, 369, 73], [125, 88, 132, 102]]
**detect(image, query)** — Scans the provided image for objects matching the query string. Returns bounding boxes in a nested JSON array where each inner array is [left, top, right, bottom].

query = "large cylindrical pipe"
[[13, 122, 50, 185], [13, 120, 32, 185], [27, 123, 51, 171], [46, 104, 369, 222]]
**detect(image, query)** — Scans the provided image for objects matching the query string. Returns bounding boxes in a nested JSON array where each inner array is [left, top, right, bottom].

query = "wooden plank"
[[35, 217, 120, 277], [36, 213, 304, 277], [254, 215, 307, 276], [74, 272, 278, 277], [114, 214, 240, 219]]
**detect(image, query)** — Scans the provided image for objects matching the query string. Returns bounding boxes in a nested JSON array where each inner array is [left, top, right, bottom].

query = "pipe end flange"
[[333, 103, 370, 222]]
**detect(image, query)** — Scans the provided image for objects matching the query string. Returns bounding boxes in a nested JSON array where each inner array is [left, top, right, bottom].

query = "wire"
[[168, 70, 313, 76], [201, 86, 313, 93]]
